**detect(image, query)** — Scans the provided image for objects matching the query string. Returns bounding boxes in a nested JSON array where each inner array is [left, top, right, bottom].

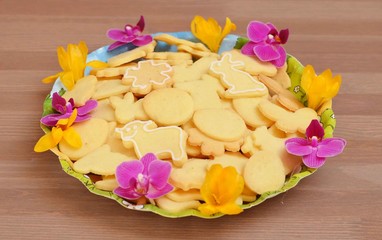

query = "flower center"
[[136, 173, 149, 194], [310, 136, 320, 147]]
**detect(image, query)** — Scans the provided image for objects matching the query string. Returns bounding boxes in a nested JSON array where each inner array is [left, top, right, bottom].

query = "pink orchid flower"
[[114, 153, 173, 200], [40, 92, 97, 127], [241, 21, 289, 68], [285, 119, 346, 168], [106, 16, 153, 51]]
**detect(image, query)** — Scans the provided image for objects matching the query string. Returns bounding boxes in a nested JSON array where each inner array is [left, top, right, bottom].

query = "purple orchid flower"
[[114, 153, 174, 200], [106, 16, 153, 51], [285, 120, 346, 168], [241, 21, 289, 68], [40, 92, 97, 126]]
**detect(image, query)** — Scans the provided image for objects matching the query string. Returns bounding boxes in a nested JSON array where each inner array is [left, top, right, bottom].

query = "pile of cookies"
[[56, 34, 319, 214]]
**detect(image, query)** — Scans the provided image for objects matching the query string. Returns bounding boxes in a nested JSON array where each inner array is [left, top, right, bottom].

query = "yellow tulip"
[[301, 65, 342, 110], [34, 109, 82, 152], [42, 41, 108, 90], [198, 164, 244, 215], [191, 16, 236, 53]]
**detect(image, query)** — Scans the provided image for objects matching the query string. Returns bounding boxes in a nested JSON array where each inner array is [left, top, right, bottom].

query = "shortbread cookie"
[[146, 52, 192, 60], [222, 50, 277, 77], [169, 159, 208, 191], [174, 74, 225, 110], [209, 53, 267, 98], [172, 56, 218, 83], [94, 178, 118, 191], [59, 118, 109, 160], [94, 63, 137, 78], [272, 63, 291, 89], [154, 33, 210, 52], [142, 88, 194, 126], [73, 144, 132, 175], [122, 60, 173, 95], [258, 100, 318, 134], [187, 128, 243, 156], [166, 189, 203, 202], [156, 196, 201, 213], [116, 120, 187, 167], [193, 108, 246, 141], [177, 44, 218, 59], [110, 92, 149, 124], [93, 80, 130, 100], [208, 152, 248, 174], [232, 96, 273, 128], [90, 98, 116, 122], [244, 150, 285, 194], [62, 75, 97, 106], [107, 40, 157, 67]]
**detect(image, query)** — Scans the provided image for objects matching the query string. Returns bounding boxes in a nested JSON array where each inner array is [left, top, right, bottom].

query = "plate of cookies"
[[35, 16, 346, 218]]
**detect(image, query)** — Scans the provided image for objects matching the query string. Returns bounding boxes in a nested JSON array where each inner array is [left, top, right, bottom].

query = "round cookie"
[[192, 108, 246, 141], [59, 118, 109, 160], [143, 88, 194, 126]]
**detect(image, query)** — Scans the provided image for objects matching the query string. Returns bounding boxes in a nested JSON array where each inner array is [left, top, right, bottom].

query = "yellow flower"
[[42, 41, 108, 90], [191, 16, 236, 53], [198, 164, 244, 216], [301, 65, 342, 110], [34, 109, 82, 152]]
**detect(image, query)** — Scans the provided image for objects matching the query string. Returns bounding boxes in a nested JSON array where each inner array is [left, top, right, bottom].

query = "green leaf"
[[320, 108, 336, 138], [234, 37, 249, 49], [286, 55, 307, 105]]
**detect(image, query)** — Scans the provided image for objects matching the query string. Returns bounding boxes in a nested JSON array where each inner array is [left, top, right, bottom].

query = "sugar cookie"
[[166, 189, 203, 202], [90, 98, 116, 122], [94, 178, 118, 191], [146, 52, 192, 60], [156, 196, 201, 213], [208, 152, 248, 175], [142, 88, 194, 126], [169, 159, 208, 191], [73, 144, 132, 175], [172, 56, 218, 83], [174, 74, 225, 110], [62, 75, 97, 106], [122, 60, 173, 95], [258, 100, 318, 134], [244, 150, 285, 194], [94, 63, 137, 78], [154, 33, 210, 52], [222, 50, 277, 77], [110, 92, 149, 124], [209, 53, 267, 98], [59, 118, 109, 160], [116, 120, 187, 167], [232, 96, 273, 128], [107, 40, 157, 67], [193, 108, 246, 141], [93, 79, 130, 100], [187, 128, 243, 156]]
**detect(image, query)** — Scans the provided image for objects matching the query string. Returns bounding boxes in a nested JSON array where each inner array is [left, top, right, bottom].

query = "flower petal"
[[114, 186, 142, 200], [148, 160, 172, 189], [247, 21, 269, 42], [317, 138, 346, 158], [41, 73, 61, 84], [107, 41, 128, 51], [305, 119, 324, 139], [107, 29, 128, 41], [78, 41, 88, 63], [240, 41, 257, 56], [77, 99, 98, 115], [218, 202, 243, 215], [86, 60, 108, 69], [285, 138, 313, 156], [52, 92, 67, 112], [146, 183, 173, 199], [115, 161, 143, 189], [270, 46, 286, 67], [62, 127, 82, 148], [132, 35, 153, 46], [136, 15, 145, 32], [40, 113, 71, 126], [60, 71, 75, 90], [302, 149, 326, 168], [140, 153, 157, 175], [279, 28, 289, 44], [34, 131, 57, 152], [57, 46, 69, 71], [254, 44, 280, 61]]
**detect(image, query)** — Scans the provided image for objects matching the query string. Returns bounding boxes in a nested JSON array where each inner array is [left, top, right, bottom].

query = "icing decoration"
[[191, 16, 236, 53], [241, 21, 289, 67], [42, 41, 108, 90], [114, 153, 173, 200], [198, 164, 244, 215], [115, 120, 187, 166], [34, 109, 82, 152], [285, 119, 346, 168], [301, 65, 342, 111], [107, 16, 153, 51], [210, 53, 267, 98], [40, 92, 97, 126], [123, 60, 173, 94]]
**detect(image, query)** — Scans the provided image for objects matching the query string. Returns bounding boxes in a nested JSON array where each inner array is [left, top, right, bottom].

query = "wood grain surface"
[[1, 0, 381, 239]]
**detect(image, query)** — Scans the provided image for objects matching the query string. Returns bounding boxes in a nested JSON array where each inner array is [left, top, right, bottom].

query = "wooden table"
[[1, 0, 381, 239]]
